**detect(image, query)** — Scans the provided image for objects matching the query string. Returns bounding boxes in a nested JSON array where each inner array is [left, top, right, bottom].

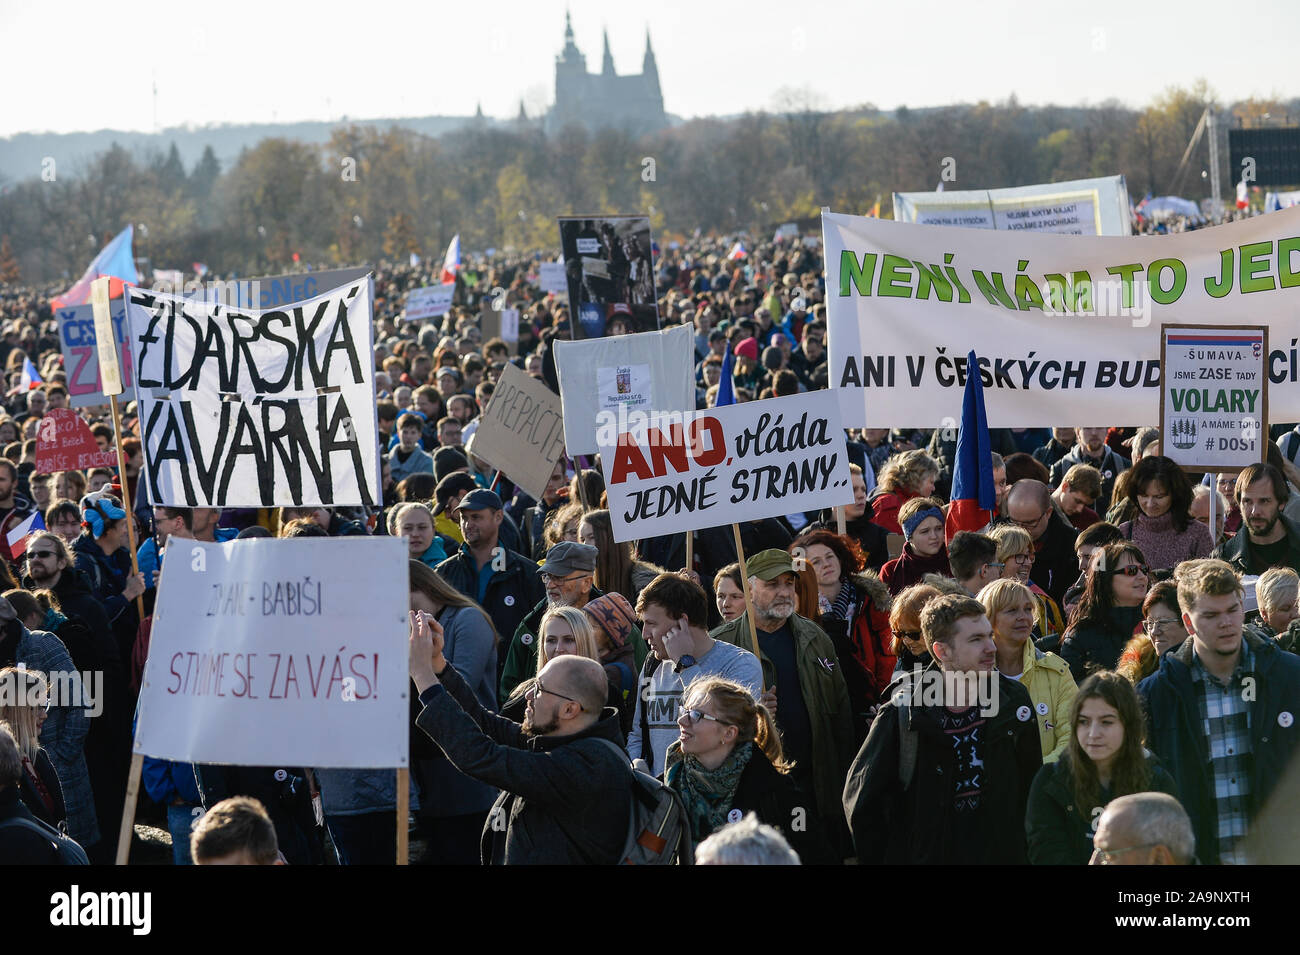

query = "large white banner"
[[125, 276, 380, 507], [893, 175, 1132, 236], [823, 206, 1300, 428], [133, 537, 410, 767], [554, 323, 696, 456], [597, 390, 853, 543]]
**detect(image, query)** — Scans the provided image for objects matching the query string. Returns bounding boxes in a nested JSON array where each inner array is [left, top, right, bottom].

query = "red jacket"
[[869, 488, 918, 536]]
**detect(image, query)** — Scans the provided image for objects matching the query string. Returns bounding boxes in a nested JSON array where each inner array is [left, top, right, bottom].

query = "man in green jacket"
[[710, 549, 853, 855]]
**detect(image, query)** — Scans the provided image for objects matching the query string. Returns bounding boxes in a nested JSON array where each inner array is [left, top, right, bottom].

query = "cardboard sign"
[[133, 537, 410, 767], [598, 390, 854, 543], [467, 363, 566, 501], [1160, 324, 1269, 472], [35, 408, 118, 473], [125, 277, 380, 508], [404, 283, 455, 321], [554, 323, 696, 457], [56, 300, 134, 408]]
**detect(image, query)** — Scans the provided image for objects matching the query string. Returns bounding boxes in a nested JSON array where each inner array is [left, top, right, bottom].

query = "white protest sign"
[[892, 175, 1131, 236], [1161, 324, 1268, 472], [404, 283, 455, 321], [554, 323, 695, 456], [597, 390, 854, 543], [90, 278, 123, 397], [134, 537, 410, 767], [539, 262, 568, 294], [499, 307, 520, 343], [467, 362, 565, 500], [823, 205, 1300, 428], [125, 276, 381, 507]]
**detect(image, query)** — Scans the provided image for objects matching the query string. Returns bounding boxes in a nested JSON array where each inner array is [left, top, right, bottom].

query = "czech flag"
[[945, 349, 997, 542], [19, 356, 42, 390], [51, 225, 136, 310], [727, 241, 746, 261], [1236, 180, 1249, 211], [440, 234, 461, 284], [7, 511, 45, 560]]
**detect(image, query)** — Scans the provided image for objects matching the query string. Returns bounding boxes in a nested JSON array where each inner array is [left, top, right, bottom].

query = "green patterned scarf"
[[665, 740, 754, 842]]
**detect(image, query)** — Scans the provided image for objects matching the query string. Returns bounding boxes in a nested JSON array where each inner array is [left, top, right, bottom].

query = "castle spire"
[[601, 28, 615, 75], [643, 26, 658, 74]]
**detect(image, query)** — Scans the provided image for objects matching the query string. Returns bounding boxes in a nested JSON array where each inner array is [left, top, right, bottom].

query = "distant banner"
[[467, 363, 565, 501], [538, 261, 568, 295], [182, 266, 370, 309], [557, 215, 660, 339], [598, 390, 854, 543], [56, 301, 133, 407], [125, 276, 380, 507], [893, 175, 1132, 236], [823, 206, 1300, 428], [554, 323, 695, 457], [404, 283, 454, 321], [133, 537, 409, 767]]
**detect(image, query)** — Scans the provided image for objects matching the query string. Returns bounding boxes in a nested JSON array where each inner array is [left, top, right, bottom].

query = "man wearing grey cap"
[[435, 488, 544, 680], [498, 541, 644, 704]]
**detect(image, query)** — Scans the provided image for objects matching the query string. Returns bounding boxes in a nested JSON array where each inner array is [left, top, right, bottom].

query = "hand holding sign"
[[123, 572, 146, 602]]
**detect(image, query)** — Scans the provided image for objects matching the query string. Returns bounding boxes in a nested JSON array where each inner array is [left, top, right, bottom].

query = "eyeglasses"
[[1010, 553, 1035, 565], [1011, 512, 1047, 531], [680, 709, 732, 726], [1112, 565, 1151, 578], [1143, 616, 1183, 634], [540, 572, 591, 585], [1090, 843, 1159, 864], [26, 550, 58, 560], [527, 680, 584, 711], [984, 562, 1007, 572], [892, 629, 921, 641]]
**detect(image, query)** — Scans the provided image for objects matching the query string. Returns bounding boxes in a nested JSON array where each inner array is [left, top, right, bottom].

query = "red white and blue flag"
[[6, 510, 45, 560], [440, 234, 461, 284], [945, 349, 997, 542], [727, 241, 746, 261], [19, 356, 42, 390]]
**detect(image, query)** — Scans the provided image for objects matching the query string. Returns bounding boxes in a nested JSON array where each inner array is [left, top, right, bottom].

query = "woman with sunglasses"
[[665, 676, 837, 864], [1026, 671, 1179, 865], [1117, 581, 1188, 683], [0, 666, 65, 832], [1060, 542, 1150, 683], [889, 582, 942, 674], [1117, 456, 1213, 574]]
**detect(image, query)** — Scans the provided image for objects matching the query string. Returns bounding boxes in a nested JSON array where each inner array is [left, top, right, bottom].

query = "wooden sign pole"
[[730, 524, 761, 663], [396, 767, 409, 865], [115, 752, 144, 865]]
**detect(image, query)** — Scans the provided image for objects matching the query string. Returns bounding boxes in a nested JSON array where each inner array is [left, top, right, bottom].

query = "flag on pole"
[[440, 234, 461, 283], [727, 241, 746, 261], [6, 511, 45, 560], [945, 349, 997, 542], [716, 347, 737, 408], [1236, 180, 1249, 210], [409, 252, 421, 268], [192, 262, 209, 277], [19, 356, 42, 390], [51, 225, 136, 310]]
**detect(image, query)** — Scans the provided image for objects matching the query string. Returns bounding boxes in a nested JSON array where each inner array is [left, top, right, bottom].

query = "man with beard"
[[1214, 463, 1300, 576], [711, 549, 853, 853], [409, 609, 632, 865]]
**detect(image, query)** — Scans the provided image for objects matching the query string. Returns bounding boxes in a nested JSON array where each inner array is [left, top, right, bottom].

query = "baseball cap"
[[458, 488, 503, 512], [433, 472, 478, 515]]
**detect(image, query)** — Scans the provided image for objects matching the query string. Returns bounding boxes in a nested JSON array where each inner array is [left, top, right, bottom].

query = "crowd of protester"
[[1, 228, 1298, 866]]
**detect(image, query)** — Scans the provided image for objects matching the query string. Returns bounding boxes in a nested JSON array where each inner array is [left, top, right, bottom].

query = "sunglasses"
[[1112, 565, 1151, 578], [892, 629, 922, 641], [679, 709, 732, 726], [26, 550, 58, 560]]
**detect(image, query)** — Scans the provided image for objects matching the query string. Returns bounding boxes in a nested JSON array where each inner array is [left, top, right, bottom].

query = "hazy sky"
[[3, 0, 1297, 137]]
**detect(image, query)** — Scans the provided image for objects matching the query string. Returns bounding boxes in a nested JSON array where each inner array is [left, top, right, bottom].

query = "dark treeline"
[[2, 80, 1293, 284]]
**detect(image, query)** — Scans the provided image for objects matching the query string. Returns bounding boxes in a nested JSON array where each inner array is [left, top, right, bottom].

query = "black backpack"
[[0, 814, 90, 864]]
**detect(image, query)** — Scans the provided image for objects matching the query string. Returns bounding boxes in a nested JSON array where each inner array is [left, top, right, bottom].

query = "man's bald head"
[[1005, 479, 1053, 541], [541, 655, 608, 720], [1092, 792, 1194, 865], [1006, 479, 1051, 512]]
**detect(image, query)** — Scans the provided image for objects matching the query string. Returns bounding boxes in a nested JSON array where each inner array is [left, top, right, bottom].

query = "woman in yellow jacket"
[[980, 579, 1078, 761]]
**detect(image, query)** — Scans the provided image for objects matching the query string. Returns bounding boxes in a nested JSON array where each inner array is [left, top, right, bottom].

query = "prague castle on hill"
[[544, 12, 668, 137]]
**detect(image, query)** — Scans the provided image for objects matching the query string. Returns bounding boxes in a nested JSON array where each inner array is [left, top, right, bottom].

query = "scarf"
[[665, 740, 753, 842], [42, 608, 67, 632], [828, 579, 857, 621]]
